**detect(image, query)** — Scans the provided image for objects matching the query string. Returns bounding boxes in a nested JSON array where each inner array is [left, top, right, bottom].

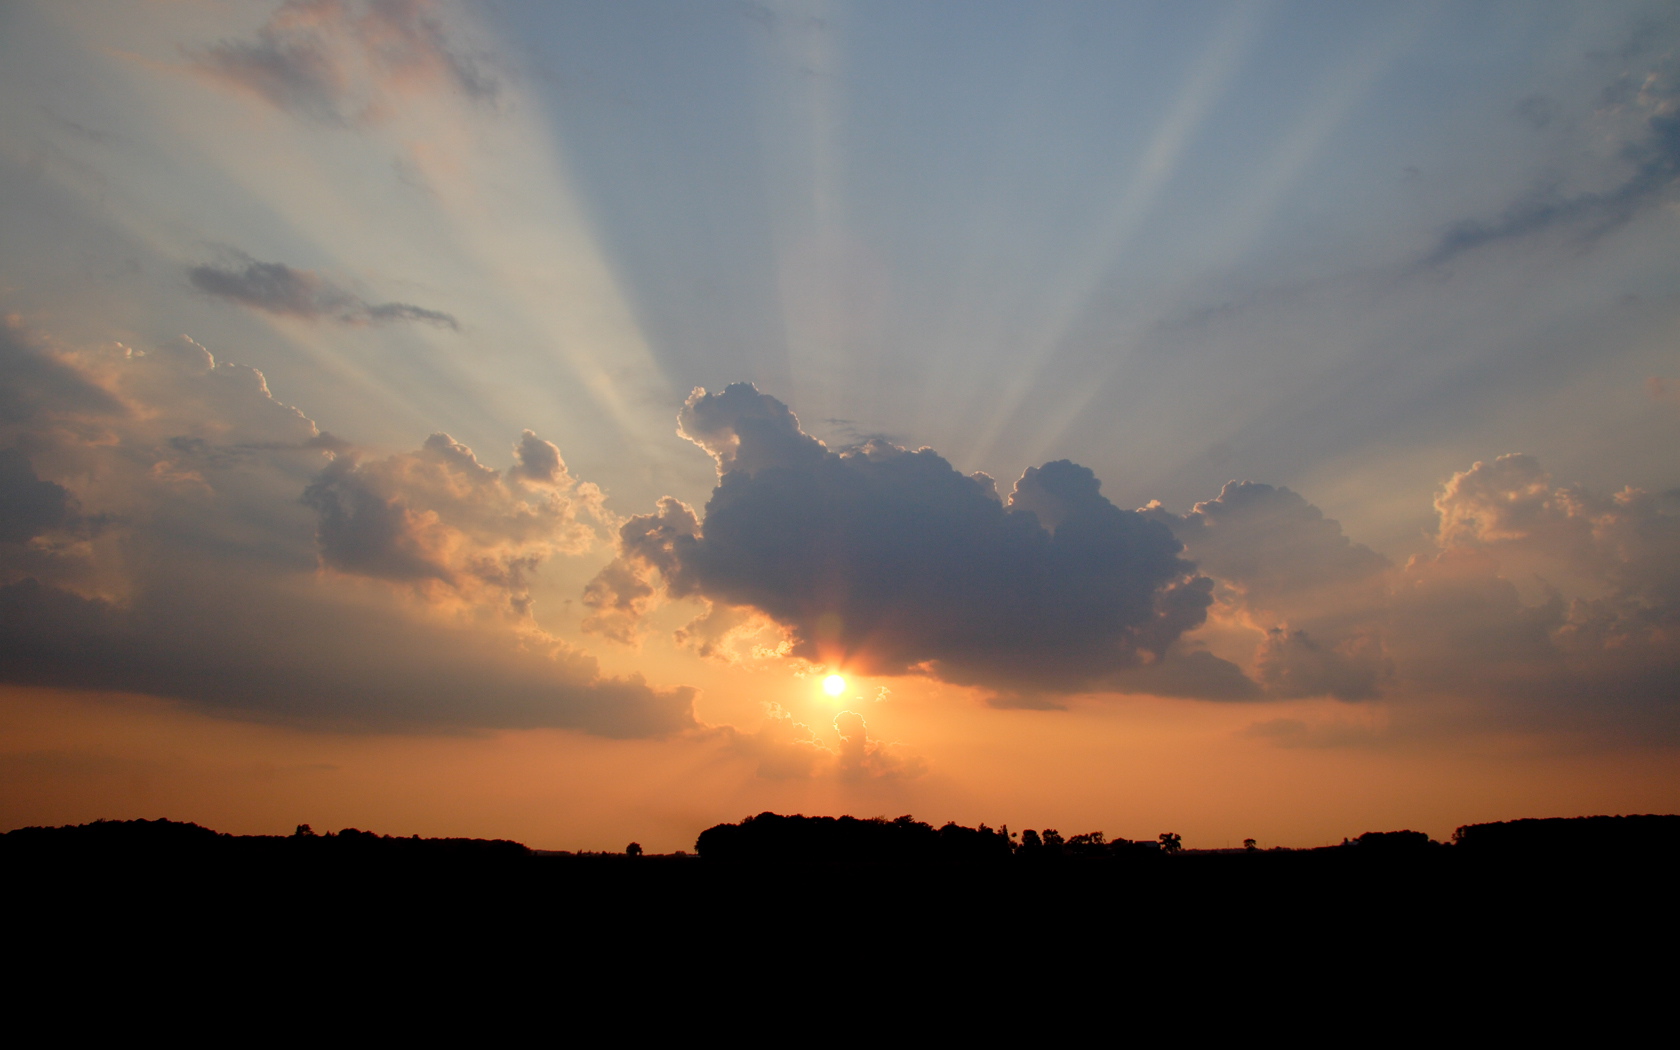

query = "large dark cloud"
[[590, 386, 1680, 737], [588, 384, 1231, 702], [184, 0, 499, 127], [189, 254, 457, 328]]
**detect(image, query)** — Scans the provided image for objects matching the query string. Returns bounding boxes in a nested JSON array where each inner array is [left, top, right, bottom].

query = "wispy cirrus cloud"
[[1424, 38, 1680, 266], [188, 253, 458, 329], [183, 0, 500, 127]]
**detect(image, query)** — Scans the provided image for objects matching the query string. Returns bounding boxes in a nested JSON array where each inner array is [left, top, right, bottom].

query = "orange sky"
[[6, 681, 1676, 853]]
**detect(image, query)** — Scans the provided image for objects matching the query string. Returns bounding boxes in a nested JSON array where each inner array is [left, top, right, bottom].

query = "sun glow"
[[822, 674, 847, 698]]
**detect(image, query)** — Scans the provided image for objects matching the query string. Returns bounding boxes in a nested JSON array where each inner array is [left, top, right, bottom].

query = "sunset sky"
[[2, 0, 1677, 851]]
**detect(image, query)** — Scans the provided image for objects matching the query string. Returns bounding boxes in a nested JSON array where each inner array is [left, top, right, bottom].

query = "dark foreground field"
[[7, 813, 1676, 1011]]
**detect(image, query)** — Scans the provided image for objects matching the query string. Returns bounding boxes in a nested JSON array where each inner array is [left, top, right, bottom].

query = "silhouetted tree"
[[294, 824, 315, 837], [1244, 838, 1257, 852], [626, 842, 643, 856], [1019, 829, 1043, 853], [1353, 830, 1435, 852], [1158, 832, 1182, 853], [1065, 832, 1107, 857]]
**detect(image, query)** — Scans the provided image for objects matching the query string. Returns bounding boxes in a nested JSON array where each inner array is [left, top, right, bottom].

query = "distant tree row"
[[0, 818, 530, 861], [8, 813, 1678, 865], [694, 813, 1201, 862], [695, 813, 1013, 863]]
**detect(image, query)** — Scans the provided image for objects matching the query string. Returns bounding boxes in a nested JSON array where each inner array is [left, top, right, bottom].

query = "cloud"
[[1424, 44, 1680, 265], [1407, 456, 1680, 710], [1253, 627, 1385, 701], [0, 448, 76, 545], [723, 704, 923, 780], [302, 429, 605, 614], [184, 0, 499, 127], [189, 253, 457, 328], [589, 384, 1230, 701], [1147, 481, 1391, 701], [0, 316, 692, 737], [1153, 482, 1390, 620], [0, 314, 126, 428], [1172, 454, 1680, 735], [833, 709, 925, 781], [585, 385, 1680, 737]]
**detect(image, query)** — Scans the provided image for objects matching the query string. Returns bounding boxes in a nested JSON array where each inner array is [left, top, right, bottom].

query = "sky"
[[1, 0, 1677, 851]]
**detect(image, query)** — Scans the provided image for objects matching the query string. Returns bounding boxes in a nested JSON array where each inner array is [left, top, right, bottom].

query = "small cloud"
[[183, 0, 499, 127], [721, 704, 923, 780], [834, 709, 924, 781], [189, 253, 457, 329]]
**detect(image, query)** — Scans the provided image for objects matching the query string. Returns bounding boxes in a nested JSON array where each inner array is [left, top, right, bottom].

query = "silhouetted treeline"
[[1450, 814, 1680, 857], [8, 811, 1677, 1001], [12, 812, 1680, 867], [0, 817, 530, 863], [695, 812, 1013, 862]]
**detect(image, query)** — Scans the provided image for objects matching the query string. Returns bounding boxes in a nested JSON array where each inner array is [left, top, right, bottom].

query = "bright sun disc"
[[823, 675, 846, 697]]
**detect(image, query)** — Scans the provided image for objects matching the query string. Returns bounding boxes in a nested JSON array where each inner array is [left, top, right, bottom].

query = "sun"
[[822, 674, 847, 697]]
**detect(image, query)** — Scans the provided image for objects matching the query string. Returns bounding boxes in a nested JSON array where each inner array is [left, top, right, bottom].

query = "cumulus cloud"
[[189, 253, 457, 328], [1401, 454, 1680, 718], [723, 704, 923, 781], [589, 384, 1229, 702], [0, 316, 692, 736], [184, 0, 499, 127], [587, 384, 1680, 737], [302, 430, 604, 615], [1160, 454, 1680, 734], [1147, 482, 1391, 701]]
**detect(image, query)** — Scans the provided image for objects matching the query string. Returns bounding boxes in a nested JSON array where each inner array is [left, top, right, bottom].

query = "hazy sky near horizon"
[[2, 0, 1677, 850]]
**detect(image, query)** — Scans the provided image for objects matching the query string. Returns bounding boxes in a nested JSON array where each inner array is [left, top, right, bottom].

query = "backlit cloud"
[[588, 386, 1680, 739], [723, 704, 924, 781], [589, 384, 1233, 704]]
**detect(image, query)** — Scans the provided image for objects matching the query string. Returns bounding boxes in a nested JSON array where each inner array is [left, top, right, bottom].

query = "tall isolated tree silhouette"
[[1158, 832, 1182, 853]]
